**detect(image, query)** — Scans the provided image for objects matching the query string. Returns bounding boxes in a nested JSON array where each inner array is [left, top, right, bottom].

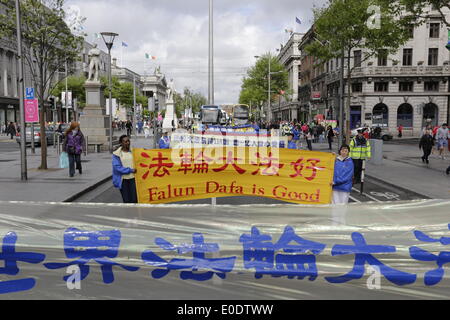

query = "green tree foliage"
[[239, 54, 289, 108], [305, 0, 416, 141], [0, 0, 84, 170], [174, 88, 207, 118], [51, 75, 86, 108]]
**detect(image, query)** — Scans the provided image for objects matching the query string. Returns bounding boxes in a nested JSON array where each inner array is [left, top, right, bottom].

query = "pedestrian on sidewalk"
[[112, 135, 138, 204], [332, 144, 354, 204], [436, 123, 448, 160], [126, 120, 132, 137], [326, 125, 335, 151], [349, 129, 371, 185], [63, 121, 85, 178], [7, 122, 16, 140], [144, 122, 150, 139], [306, 128, 313, 151], [398, 125, 403, 138], [419, 130, 434, 165]]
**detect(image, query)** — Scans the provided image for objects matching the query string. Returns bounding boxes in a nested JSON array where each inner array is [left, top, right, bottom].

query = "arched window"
[[397, 104, 413, 128], [423, 103, 438, 127], [373, 103, 389, 128]]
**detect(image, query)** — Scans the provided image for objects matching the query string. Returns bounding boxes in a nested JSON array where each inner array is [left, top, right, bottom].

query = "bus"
[[199, 105, 221, 125], [232, 104, 250, 126]]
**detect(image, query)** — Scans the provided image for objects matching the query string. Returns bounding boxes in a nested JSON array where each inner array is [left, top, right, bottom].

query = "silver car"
[[16, 126, 55, 146]]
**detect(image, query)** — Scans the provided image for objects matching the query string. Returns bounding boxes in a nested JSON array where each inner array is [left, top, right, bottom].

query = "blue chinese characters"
[[0, 232, 45, 294], [409, 224, 450, 286], [142, 233, 236, 281], [44, 228, 139, 284], [325, 232, 416, 285], [240, 226, 326, 280]]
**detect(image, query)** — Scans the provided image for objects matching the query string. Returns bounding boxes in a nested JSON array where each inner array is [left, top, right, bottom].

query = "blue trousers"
[[68, 153, 81, 177], [120, 178, 138, 204]]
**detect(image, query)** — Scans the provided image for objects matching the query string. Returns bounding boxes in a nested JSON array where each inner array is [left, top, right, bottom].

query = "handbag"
[[59, 152, 69, 169]]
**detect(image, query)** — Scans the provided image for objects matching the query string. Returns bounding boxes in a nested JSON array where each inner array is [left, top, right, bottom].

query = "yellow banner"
[[133, 147, 335, 205]]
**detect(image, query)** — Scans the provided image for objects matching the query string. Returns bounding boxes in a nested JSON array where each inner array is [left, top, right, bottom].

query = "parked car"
[[351, 127, 393, 141], [16, 126, 56, 146]]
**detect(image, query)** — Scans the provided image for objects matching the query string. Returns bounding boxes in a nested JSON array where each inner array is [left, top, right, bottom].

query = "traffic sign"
[[25, 87, 35, 100]]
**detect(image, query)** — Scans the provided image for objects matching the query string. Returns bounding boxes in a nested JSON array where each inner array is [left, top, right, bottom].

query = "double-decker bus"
[[232, 104, 250, 126]]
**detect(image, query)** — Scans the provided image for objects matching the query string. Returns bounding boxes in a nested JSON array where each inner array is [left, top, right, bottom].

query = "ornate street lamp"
[[101, 32, 118, 153]]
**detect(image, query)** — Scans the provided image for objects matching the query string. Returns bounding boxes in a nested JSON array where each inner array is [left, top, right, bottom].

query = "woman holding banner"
[[332, 145, 354, 204], [112, 135, 138, 204]]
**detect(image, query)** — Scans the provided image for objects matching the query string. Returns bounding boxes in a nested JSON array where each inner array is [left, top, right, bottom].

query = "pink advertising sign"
[[25, 99, 39, 123]]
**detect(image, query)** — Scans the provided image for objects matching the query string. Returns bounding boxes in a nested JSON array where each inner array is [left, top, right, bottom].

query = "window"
[[424, 81, 439, 92], [354, 50, 362, 68], [330, 60, 334, 71], [399, 82, 414, 92], [428, 48, 438, 66], [375, 82, 389, 92], [377, 49, 388, 66], [406, 25, 414, 39], [403, 49, 413, 66], [352, 83, 363, 92], [429, 23, 440, 38]]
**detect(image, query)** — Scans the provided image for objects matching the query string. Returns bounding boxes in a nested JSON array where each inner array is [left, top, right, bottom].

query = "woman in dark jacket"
[[419, 130, 434, 165], [63, 121, 85, 177], [326, 126, 335, 151]]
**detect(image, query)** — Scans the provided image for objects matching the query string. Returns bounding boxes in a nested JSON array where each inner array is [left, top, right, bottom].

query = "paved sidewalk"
[[0, 135, 154, 202]]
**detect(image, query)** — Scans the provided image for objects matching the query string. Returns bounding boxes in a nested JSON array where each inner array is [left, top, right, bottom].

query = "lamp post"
[[101, 32, 118, 153], [15, 0, 27, 180]]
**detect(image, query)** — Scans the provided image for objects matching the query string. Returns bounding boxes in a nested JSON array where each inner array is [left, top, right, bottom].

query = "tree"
[[305, 0, 416, 143], [0, 0, 84, 170], [51, 75, 87, 113], [174, 87, 207, 118], [239, 54, 289, 111]]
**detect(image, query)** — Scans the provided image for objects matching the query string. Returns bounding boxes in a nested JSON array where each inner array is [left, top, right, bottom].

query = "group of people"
[[420, 123, 449, 175]]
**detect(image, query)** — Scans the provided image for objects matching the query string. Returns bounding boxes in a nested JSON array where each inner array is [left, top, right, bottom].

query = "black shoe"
[[426, 160, 429, 165], [70, 175, 74, 178], [422, 157, 425, 163], [79, 168, 82, 175]]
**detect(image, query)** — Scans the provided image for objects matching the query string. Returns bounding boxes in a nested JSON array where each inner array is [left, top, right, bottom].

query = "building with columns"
[[325, 6, 450, 136], [273, 33, 303, 122]]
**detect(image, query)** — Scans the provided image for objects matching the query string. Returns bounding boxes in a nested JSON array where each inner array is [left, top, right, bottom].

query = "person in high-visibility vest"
[[349, 129, 371, 185]]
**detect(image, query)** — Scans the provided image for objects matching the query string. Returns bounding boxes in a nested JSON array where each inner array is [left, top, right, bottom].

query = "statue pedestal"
[[162, 100, 178, 130], [79, 81, 113, 152]]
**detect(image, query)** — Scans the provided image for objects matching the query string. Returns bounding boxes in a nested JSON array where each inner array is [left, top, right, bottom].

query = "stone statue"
[[166, 79, 174, 102], [87, 44, 101, 82]]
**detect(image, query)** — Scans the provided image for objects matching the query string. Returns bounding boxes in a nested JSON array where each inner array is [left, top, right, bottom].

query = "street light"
[[15, 0, 27, 180], [101, 32, 118, 153]]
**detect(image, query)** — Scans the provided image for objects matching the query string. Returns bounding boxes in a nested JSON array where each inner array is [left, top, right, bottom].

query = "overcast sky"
[[65, 0, 327, 104]]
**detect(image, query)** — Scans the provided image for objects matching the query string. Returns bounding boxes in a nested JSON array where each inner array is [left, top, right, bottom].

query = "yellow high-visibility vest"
[[350, 138, 372, 159]]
